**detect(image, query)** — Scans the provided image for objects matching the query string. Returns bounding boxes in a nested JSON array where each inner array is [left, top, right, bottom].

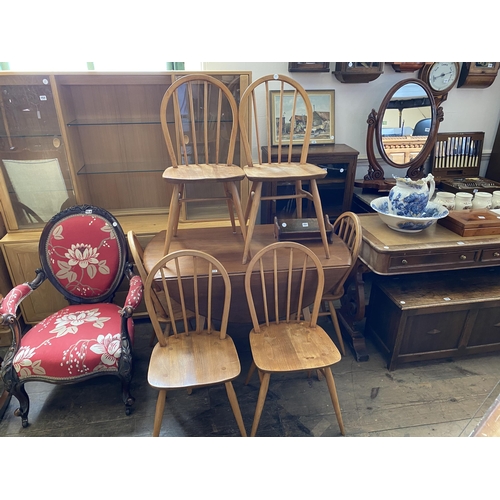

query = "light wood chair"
[[316, 212, 363, 356], [160, 74, 247, 256], [238, 74, 330, 265], [127, 231, 197, 346], [144, 249, 247, 437], [244, 241, 345, 437]]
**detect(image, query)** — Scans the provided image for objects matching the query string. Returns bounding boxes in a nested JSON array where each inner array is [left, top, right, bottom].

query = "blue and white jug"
[[388, 174, 435, 217]]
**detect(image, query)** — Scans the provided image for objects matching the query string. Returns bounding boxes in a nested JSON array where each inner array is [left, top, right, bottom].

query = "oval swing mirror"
[[361, 78, 443, 189]]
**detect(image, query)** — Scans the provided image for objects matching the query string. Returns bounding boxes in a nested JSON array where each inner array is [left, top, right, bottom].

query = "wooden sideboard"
[[338, 213, 500, 365], [259, 144, 359, 223]]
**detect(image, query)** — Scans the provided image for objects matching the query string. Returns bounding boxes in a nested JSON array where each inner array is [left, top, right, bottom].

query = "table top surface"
[[143, 224, 352, 324], [143, 224, 351, 276], [359, 213, 500, 252]]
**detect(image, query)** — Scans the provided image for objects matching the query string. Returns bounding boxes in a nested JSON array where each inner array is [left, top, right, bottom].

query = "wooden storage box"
[[438, 209, 500, 236], [365, 267, 500, 370], [273, 217, 333, 243], [431, 131, 500, 193]]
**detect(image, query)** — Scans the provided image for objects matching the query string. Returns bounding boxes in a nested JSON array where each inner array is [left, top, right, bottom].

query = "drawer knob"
[[401, 259, 408, 265], [460, 255, 467, 260], [494, 252, 500, 258]]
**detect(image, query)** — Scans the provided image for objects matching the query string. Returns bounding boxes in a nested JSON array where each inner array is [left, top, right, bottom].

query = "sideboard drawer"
[[481, 247, 500, 262], [388, 249, 480, 272]]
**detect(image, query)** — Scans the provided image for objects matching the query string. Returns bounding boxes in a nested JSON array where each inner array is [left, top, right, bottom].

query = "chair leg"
[[309, 179, 330, 259], [244, 181, 259, 223], [251, 372, 271, 437], [327, 300, 346, 356], [225, 381, 248, 437], [223, 182, 237, 233], [242, 182, 262, 265], [324, 367, 345, 436], [245, 360, 257, 385], [163, 184, 181, 256], [153, 389, 167, 437], [226, 181, 247, 241], [295, 180, 303, 218], [11, 382, 30, 428]]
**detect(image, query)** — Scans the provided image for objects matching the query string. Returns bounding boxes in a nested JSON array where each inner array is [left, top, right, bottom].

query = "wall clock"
[[333, 62, 384, 83], [458, 62, 500, 88], [418, 62, 459, 104]]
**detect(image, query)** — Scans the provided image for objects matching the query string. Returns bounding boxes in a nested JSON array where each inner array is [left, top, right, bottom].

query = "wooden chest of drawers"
[[365, 267, 500, 370]]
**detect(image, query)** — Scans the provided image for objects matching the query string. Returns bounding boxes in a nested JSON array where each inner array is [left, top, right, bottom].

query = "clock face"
[[429, 62, 458, 92]]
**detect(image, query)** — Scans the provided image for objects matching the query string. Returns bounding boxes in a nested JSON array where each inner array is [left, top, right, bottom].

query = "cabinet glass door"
[[0, 76, 76, 230]]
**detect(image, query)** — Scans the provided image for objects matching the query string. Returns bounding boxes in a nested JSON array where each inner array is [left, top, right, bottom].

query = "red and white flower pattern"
[[50, 308, 111, 337], [90, 333, 122, 369], [13, 346, 46, 378]]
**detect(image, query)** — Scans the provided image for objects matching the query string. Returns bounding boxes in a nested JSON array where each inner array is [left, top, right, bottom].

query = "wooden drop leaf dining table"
[[142, 224, 352, 325]]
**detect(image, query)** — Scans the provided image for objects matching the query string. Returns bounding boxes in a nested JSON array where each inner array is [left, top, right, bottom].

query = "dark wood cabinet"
[[365, 267, 500, 370], [259, 144, 359, 224]]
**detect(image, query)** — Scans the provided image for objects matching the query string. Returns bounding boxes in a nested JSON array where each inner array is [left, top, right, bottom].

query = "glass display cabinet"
[[0, 71, 251, 323]]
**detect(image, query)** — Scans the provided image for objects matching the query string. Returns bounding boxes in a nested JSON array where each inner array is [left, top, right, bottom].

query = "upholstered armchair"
[[0, 205, 143, 428]]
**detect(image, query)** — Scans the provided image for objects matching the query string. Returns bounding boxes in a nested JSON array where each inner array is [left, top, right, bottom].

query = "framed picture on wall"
[[270, 89, 335, 146], [288, 62, 330, 72]]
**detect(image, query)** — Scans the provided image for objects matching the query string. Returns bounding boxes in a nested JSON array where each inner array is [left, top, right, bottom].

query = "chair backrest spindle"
[[245, 242, 324, 332], [145, 250, 232, 347], [239, 74, 314, 169], [160, 74, 239, 169]]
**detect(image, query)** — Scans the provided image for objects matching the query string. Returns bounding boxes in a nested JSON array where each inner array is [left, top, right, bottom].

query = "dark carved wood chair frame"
[[0, 205, 143, 428]]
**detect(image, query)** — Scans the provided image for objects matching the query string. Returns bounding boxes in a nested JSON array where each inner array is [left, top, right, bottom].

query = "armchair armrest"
[[0, 283, 34, 318], [120, 274, 143, 317], [0, 268, 46, 321]]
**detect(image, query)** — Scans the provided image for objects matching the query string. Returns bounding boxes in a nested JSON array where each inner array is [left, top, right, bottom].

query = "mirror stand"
[[355, 78, 444, 193]]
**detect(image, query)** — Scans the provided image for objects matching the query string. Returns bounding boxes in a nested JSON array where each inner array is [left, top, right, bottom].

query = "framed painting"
[[270, 89, 335, 146]]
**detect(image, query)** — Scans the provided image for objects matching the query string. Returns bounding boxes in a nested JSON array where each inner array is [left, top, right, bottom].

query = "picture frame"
[[288, 62, 330, 73], [270, 89, 335, 146]]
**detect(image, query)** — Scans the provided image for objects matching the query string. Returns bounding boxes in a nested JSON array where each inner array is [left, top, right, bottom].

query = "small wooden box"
[[365, 267, 500, 370], [274, 217, 333, 243], [438, 209, 500, 236]]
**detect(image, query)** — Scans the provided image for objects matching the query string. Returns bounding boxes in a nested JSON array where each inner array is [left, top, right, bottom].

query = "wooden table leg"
[[337, 260, 370, 362]]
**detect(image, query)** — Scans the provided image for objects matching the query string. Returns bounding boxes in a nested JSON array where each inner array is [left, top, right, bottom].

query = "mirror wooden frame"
[[362, 78, 444, 188]]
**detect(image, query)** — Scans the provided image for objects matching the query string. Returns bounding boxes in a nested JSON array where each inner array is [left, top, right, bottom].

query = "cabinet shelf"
[[66, 118, 235, 126], [0, 132, 62, 139], [67, 119, 161, 126], [77, 161, 167, 175]]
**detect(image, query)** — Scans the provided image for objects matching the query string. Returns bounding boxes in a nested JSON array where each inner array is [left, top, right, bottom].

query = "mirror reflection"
[[380, 83, 432, 165]]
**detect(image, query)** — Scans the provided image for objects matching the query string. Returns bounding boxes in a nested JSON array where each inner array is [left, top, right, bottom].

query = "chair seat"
[[249, 322, 341, 373], [148, 331, 241, 389], [162, 164, 245, 183], [14, 303, 133, 382], [243, 163, 327, 182]]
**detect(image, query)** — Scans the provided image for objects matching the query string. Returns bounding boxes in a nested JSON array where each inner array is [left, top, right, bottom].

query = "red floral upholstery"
[[14, 303, 134, 381], [0, 205, 143, 428], [42, 213, 122, 299], [0, 283, 33, 316]]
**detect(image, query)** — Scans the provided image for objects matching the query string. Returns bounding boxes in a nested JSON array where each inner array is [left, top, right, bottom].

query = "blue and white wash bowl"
[[371, 196, 449, 233], [387, 174, 436, 217]]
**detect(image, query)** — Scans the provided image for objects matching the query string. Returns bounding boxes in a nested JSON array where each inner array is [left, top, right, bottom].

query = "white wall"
[[203, 62, 500, 178]]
